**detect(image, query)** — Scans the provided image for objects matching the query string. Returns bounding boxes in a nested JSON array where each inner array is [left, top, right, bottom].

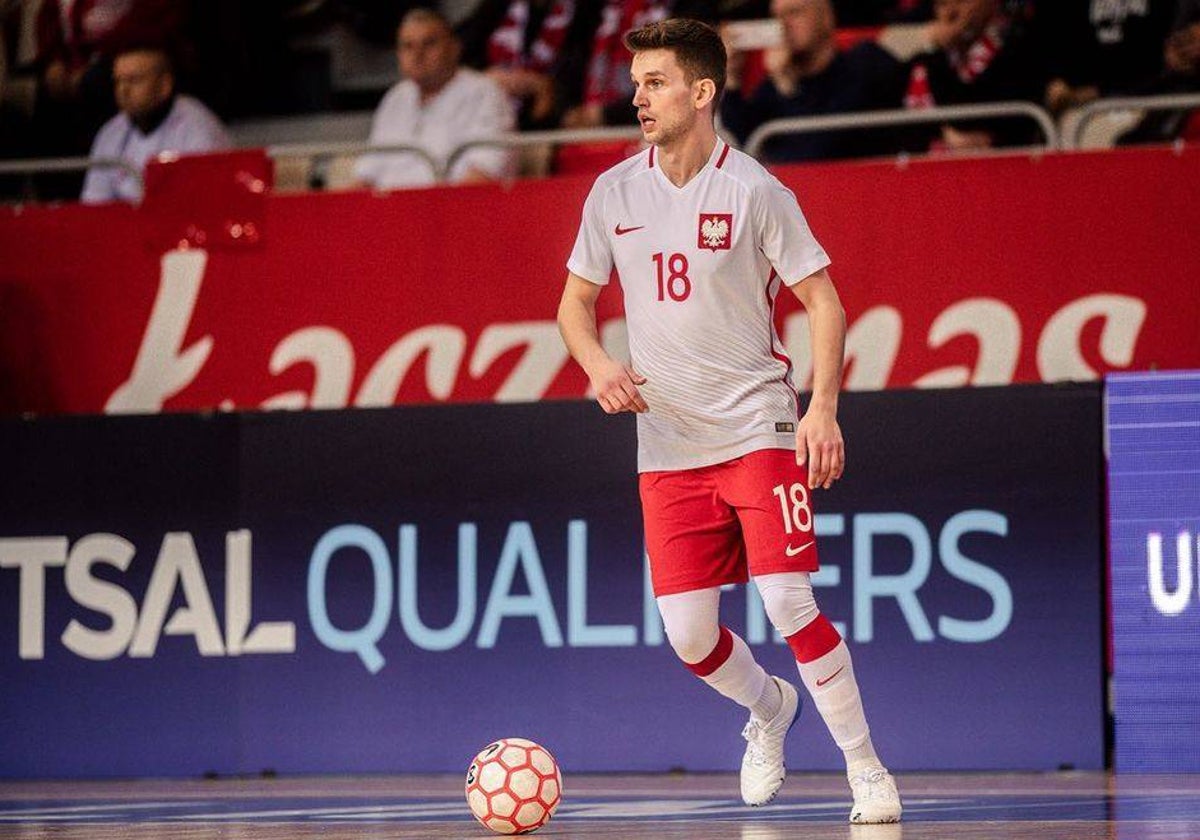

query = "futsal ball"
[[465, 738, 562, 835]]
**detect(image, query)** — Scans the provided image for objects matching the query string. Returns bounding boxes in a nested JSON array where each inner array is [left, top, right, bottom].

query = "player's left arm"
[[788, 267, 846, 490]]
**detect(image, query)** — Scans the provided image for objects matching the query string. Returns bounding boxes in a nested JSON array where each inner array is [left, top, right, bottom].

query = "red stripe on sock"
[[785, 614, 842, 663], [686, 626, 734, 677]]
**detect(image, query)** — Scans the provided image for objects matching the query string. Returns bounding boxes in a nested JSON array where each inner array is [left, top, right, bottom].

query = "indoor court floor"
[[1, 771, 1198, 839]]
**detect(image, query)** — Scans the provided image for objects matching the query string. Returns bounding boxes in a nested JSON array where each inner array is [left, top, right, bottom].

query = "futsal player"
[[556, 18, 902, 824]]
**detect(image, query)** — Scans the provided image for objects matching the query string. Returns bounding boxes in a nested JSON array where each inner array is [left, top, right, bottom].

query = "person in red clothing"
[[560, 0, 718, 129], [456, 0, 599, 129], [29, 0, 186, 197], [902, 0, 1048, 151], [37, 0, 186, 126]]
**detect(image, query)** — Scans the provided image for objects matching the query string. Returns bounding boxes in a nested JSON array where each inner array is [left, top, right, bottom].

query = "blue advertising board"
[[0, 385, 1104, 777], [1108, 371, 1200, 772]]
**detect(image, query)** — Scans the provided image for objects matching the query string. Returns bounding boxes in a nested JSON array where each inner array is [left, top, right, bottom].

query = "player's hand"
[[796, 405, 844, 490], [587, 358, 649, 415]]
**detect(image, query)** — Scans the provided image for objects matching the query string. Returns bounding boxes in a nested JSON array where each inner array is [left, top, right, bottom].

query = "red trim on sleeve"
[[785, 614, 843, 663], [685, 625, 734, 677], [765, 269, 800, 417]]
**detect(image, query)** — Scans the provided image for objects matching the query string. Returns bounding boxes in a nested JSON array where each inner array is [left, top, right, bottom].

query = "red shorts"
[[639, 448, 820, 597]]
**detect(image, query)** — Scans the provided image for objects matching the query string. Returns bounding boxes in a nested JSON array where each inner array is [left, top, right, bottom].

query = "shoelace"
[[741, 720, 781, 768], [851, 768, 890, 800]]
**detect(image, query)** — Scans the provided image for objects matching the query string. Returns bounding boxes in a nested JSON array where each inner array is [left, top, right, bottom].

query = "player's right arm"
[[557, 272, 648, 414]]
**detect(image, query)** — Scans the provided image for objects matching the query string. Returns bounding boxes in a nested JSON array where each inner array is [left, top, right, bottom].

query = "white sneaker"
[[739, 676, 801, 806], [848, 765, 902, 823]]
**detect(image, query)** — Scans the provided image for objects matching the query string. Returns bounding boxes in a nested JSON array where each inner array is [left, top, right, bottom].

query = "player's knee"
[[661, 615, 721, 665], [757, 572, 820, 638], [656, 588, 721, 665]]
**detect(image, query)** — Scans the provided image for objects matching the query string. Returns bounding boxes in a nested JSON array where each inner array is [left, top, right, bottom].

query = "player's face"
[[630, 49, 701, 148], [112, 52, 172, 121], [772, 0, 835, 55], [397, 18, 460, 94]]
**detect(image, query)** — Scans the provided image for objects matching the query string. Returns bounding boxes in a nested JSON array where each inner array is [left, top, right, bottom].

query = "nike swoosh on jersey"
[[785, 541, 814, 557], [614, 224, 645, 236]]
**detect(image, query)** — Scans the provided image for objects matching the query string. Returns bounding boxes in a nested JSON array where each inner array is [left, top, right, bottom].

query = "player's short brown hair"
[[623, 18, 727, 100]]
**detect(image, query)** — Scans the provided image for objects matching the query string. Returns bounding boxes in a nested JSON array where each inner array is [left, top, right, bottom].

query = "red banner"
[[1, 146, 1197, 415]]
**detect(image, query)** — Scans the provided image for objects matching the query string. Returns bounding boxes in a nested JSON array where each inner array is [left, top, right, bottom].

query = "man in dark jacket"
[[903, 0, 1047, 150], [720, 0, 907, 162]]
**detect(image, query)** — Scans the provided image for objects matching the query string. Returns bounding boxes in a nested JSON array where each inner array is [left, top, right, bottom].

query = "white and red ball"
[[465, 738, 562, 835]]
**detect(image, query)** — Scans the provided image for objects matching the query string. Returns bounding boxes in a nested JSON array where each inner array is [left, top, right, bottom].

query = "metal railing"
[[744, 101, 1060, 158], [267, 141, 441, 183], [0, 155, 143, 186], [443, 126, 644, 178], [6, 94, 1197, 201], [1071, 92, 1200, 148], [268, 127, 645, 185]]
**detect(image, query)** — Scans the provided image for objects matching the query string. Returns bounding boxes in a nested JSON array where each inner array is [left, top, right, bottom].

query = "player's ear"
[[693, 77, 716, 110]]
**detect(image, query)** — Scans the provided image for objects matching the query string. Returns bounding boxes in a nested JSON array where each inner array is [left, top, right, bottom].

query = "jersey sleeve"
[[566, 179, 613, 285], [754, 177, 831, 286]]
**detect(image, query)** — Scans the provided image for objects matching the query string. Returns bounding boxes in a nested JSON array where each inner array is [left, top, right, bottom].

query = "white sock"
[[750, 673, 783, 722], [656, 589, 779, 720], [794, 640, 880, 769], [703, 631, 771, 711]]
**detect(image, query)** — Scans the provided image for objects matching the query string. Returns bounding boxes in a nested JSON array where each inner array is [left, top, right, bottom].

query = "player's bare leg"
[[657, 587, 803, 806], [757, 572, 902, 823]]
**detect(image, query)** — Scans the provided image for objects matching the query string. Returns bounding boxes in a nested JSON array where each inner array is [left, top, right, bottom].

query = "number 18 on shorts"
[[639, 448, 819, 597]]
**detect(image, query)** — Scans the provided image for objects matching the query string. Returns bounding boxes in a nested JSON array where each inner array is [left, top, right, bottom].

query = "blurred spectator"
[[456, 0, 602, 129], [355, 7, 515, 189], [1038, 0, 1179, 114], [1119, 0, 1200, 143], [1, 0, 38, 153], [81, 45, 228, 204], [1, 4, 16, 197], [719, 0, 907, 162], [1, 1, 22, 111], [903, 0, 1047, 151], [35, 0, 187, 145], [2, 3, 42, 199], [561, 0, 719, 129], [1166, 0, 1200, 81]]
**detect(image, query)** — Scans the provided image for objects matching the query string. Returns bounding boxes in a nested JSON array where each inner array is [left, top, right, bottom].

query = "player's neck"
[[654, 125, 718, 189]]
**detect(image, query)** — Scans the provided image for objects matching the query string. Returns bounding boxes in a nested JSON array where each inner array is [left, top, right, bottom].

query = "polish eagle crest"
[[698, 213, 733, 251]]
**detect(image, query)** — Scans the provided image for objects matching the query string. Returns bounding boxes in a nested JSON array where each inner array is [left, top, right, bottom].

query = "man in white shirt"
[[81, 47, 230, 204], [355, 8, 515, 190], [556, 18, 902, 824]]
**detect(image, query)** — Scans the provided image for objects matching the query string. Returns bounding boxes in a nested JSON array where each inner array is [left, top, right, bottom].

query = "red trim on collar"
[[715, 142, 730, 169]]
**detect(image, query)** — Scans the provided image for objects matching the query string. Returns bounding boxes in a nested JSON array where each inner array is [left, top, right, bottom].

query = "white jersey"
[[567, 139, 830, 473]]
